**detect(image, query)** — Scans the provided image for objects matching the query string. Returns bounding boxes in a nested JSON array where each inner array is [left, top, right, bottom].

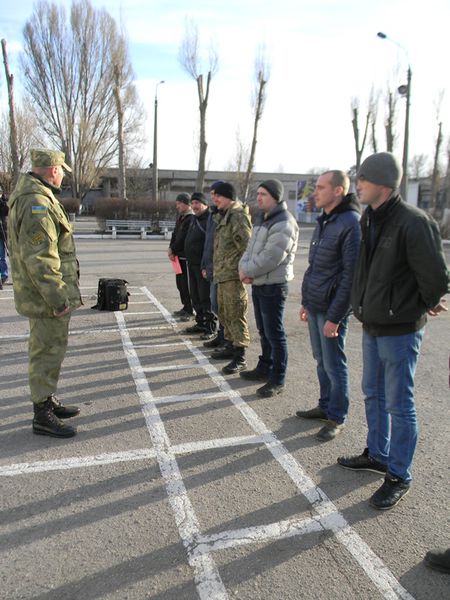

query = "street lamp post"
[[152, 80, 165, 227], [377, 32, 411, 201]]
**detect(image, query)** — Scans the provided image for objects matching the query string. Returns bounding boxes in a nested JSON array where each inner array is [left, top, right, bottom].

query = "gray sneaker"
[[296, 405, 327, 421], [337, 448, 387, 474]]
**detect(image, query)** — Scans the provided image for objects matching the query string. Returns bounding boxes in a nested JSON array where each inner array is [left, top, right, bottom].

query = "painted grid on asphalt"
[[0, 285, 415, 600]]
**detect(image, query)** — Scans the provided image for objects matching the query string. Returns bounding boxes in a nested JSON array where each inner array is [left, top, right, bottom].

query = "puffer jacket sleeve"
[[326, 217, 361, 323]]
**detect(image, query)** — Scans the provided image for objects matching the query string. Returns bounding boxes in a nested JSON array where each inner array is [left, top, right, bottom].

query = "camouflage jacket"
[[213, 202, 252, 283], [8, 173, 82, 318]]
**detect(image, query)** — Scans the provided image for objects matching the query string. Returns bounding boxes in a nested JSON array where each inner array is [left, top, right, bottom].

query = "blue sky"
[[1, 0, 449, 174]]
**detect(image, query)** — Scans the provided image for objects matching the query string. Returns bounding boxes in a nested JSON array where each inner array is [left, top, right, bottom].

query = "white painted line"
[[115, 310, 229, 599], [1, 334, 28, 340], [143, 362, 208, 373], [194, 514, 324, 555], [171, 434, 266, 456], [133, 342, 186, 349], [123, 311, 161, 315], [154, 390, 231, 405], [142, 286, 415, 600], [0, 449, 155, 477], [128, 301, 154, 305]]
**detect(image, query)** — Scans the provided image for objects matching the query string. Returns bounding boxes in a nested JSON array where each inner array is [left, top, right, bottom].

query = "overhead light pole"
[[377, 32, 411, 200], [152, 80, 165, 226]]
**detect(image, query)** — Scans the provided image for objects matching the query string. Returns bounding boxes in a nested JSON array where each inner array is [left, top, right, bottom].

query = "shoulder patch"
[[32, 206, 47, 215], [30, 231, 47, 245]]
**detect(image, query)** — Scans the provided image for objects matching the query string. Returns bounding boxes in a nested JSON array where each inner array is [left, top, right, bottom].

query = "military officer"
[[8, 149, 82, 437], [211, 182, 252, 374]]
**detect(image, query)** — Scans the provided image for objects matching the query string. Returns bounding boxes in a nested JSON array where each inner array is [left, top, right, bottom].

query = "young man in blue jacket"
[[338, 152, 449, 510], [296, 170, 361, 441]]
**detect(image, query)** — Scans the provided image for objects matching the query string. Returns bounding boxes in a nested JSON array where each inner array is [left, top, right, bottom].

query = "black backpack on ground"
[[91, 278, 129, 311]]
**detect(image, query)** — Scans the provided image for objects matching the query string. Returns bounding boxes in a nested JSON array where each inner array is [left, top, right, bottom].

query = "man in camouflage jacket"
[[8, 149, 82, 438], [211, 182, 252, 374]]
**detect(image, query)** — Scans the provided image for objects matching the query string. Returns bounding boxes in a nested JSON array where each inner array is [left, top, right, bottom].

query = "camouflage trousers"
[[217, 279, 250, 348], [28, 314, 71, 404]]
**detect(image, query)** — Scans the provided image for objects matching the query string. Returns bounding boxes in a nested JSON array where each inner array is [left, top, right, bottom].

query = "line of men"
[[5, 147, 450, 571], [169, 152, 449, 512]]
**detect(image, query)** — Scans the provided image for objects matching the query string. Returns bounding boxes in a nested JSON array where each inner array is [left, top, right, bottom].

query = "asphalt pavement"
[[0, 236, 449, 600]]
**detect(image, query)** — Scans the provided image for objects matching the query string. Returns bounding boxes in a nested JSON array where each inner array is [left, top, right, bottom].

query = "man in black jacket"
[[168, 193, 193, 321], [184, 192, 215, 336], [338, 152, 449, 510]]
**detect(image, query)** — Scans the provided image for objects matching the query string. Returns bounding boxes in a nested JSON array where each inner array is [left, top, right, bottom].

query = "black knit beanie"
[[191, 192, 208, 205], [210, 180, 225, 192], [259, 179, 284, 203], [358, 152, 402, 190], [176, 192, 191, 205], [213, 182, 236, 201]]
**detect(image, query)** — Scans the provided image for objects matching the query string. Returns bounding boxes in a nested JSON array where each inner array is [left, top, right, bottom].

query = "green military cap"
[[31, 148, 72, 173]]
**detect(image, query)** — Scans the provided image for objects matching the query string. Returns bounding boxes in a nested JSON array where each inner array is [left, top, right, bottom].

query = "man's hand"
[[299, 305, 308, 322], [54, 305, 71, 318], [201, 269, 208, 279], [239, 270, 253, 284], [427, 298, 448, 316], [323, 320, 339, 338], [168, 249, 175, 261]]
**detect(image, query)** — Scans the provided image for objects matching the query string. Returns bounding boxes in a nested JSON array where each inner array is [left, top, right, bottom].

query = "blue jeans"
[[0, 239, 8, 280], [307, 311, 349, 424], [252, 283, 288, 385], [362, 329, 424, 484]]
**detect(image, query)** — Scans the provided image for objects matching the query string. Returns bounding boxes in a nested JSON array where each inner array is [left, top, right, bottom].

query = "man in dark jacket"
[[338, 152, 449, 510], [0, 193, 8, 289], [296, 171, 361, 441], [184, 192, 216, 336], [168, 193, 193, 321]]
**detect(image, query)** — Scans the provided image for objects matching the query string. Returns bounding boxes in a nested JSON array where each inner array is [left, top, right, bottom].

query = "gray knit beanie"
[[176, 192, 191, 205], [358, 152, 403, 190], [259, 179, 284, 203]]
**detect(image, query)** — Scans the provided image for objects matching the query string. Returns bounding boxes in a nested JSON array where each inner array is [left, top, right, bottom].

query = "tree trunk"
[[243, 77, 266, 202], [1, 39, 20, 188], [352, 105, 370, 173], [113, 65, 127, 217], [430, 121, 443, 211]]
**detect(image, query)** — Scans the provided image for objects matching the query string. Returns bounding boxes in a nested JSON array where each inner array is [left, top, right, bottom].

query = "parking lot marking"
[[116, 310, 229, 600], [142, 287, 415, 600], [153, 390, 230, 404]]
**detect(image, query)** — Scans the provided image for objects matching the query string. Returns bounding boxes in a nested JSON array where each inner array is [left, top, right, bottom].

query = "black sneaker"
[[295, 405, 327, 421], [424, 548, 450, 574], [337, 448, 387, 474], [316, 420, 345, 442], [172, 308, 186, 316], [256, 382, 285, 398], [210, 345, 234, 360], [239, 368, 269, 382], [369, 474, 410, 510]]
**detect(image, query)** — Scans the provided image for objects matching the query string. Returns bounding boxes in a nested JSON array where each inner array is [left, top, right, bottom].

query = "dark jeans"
[[252, 283, 288, 385], [176, 257, 192, 314], [188, 264, 215, 332], [307, 311, 349, 424]]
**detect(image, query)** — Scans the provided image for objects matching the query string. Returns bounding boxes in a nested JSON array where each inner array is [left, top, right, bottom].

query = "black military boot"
[[222, 347, 247, 375], [50, 394, 80, 419], [210, 341, 234, 360], [33, 399, 77, 438]]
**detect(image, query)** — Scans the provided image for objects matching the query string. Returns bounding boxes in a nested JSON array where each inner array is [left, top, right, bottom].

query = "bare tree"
[[21, 0, 144, 202], [179, 19, 218, 191], [351, 97, 370, 173], [242, 46, 270, 202], [368, 87, 380, 153], [0, 106, 39, 194], [1, 39, 20, 188], [385, 87, 397, 152], [430, 91, 445, 211], [409, 153, 429, 179], [225, 128, 249, 199]]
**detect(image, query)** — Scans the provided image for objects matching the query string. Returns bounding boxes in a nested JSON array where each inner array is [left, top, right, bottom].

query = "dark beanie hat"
[[213, 181, 236, 201], [358, 152, 403, 190], [176, 192, 191, 205], [259, 179, 284, 203], [210, 180, 225, 191], [191, 191, 208, 205]]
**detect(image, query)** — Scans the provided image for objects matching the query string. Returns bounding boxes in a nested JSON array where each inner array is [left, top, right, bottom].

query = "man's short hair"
[[323, 170, 350, 196]]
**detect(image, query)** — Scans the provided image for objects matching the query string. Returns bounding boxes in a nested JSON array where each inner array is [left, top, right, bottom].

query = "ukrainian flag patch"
[[32, 205, 47, 215]]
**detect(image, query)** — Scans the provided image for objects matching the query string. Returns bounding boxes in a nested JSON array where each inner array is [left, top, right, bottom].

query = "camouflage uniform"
[[8, 150, 81, 404], [213, 202, 252, 348]]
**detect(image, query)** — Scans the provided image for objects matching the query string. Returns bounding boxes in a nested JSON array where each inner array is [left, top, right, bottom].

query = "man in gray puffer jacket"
[[239, 179, 298, 397]]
